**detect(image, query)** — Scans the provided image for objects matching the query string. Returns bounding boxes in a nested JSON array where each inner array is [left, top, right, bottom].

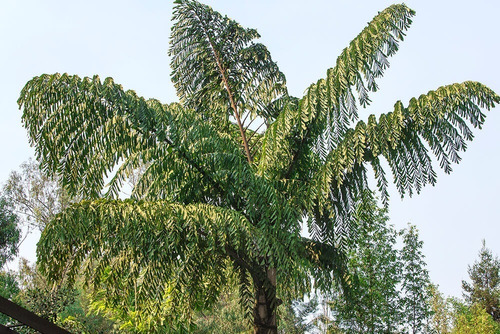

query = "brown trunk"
[[253, 268, 277, 334]]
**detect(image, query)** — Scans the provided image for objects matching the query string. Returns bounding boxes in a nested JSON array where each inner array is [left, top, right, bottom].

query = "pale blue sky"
[[1, 0, 499, 298]]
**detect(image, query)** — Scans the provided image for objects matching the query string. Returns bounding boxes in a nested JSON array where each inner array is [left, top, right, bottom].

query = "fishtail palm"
[[18, 1, 498, 332]]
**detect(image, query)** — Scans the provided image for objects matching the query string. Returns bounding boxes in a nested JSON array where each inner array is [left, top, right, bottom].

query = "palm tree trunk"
[[253, 267, 277, 334]]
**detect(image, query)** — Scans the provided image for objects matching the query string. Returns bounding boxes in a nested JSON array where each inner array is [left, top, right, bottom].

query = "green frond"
[[308, 81, 498, 215], [18, 74, 170, 198], [256, 97, 301, 174], [259, 4, 415, 177], [324, 4, 414, 122], [170, 0, 286, 120], [170, 0, 287, 161], [37, 200, 257, 320]]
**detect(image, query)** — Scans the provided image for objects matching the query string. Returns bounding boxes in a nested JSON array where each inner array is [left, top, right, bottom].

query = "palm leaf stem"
[[191, 8, 253, 163]]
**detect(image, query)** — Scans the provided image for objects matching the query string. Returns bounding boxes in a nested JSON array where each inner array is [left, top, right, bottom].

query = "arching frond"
[[259, 4, 415, 176], [18, 74, 252, 205], [18, 74, 169, 198], [37, 200, 258, 321], [303, 4, 415, 145], [170, 0, 287, 161], [305, 82, 498, 241]]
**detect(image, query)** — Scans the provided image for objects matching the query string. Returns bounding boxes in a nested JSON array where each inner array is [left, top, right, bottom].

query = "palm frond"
[[259, 4, 415, 176], [170, 0, 287, 162], [18, 74, 167, 198], [38, 200, 257, 319], [307, 82, 498, 234]]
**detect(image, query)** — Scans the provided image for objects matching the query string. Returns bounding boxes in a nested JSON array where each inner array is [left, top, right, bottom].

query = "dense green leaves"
[[39, 200, 256, 315], [452, 302, 500, 334], [17, 1, 499, 331], [0, 196, 21, 267], [462, 241, 500, 322], [170, 0, 287, 161]]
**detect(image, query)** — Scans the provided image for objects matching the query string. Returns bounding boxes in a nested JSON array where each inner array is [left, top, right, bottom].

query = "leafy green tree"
[[451, 302, 500, 334], [462, 241, 500, 322], [400, 224, 432, 333], [328, 216, 434, 333], [14, 258, 117, 333], [427, 284, 452, 334], [0, 196, 21, 267], [2, 159, 75, 231], [329, 195, 401, 333], [0, 270, 21, 326], [18, 0, 498, 332], [16, 258, 76, 324]]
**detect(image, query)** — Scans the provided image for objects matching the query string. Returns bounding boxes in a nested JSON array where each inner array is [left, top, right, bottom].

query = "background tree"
[[193, 285, 249, 334], [462, 241, 500, 322], [0, 160, 118, 333], [328, 195, 401, 333], [2, 159, 75, 231], [18, 0, 499, 332], [16, 258, 77, 325], [0, 196, 21, 267], [450, 301, 499, 334], [427, 284, 453, 334], [0, 270, 21, 326], [278, 297, 319, 334], [0, 257, 118, 333], [400, 224, 432, 333]]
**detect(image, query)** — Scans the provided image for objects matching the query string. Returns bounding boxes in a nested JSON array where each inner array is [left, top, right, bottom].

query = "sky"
[[0, 0, 499, 298]]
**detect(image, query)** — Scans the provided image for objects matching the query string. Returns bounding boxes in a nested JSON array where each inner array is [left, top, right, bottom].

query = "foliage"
[[451, 302, 500, 334], [0, 270, 20, 300], [427, 284, 453, 334], [462, 241, 500, 322], [325, 202, 434, 334], [193, 285, 250, 334], [0, 196, 21, 267], [400, 224, 432, 333], [16, 258, 76, 324], [2, 259, 118, 333], [0, 160, 120, 333], [328, 196, 401, 333], [2, 159, 75, 231], [0, 270, 21, 326], [17, 0, 499, 331], [56, 290, 118, 334]]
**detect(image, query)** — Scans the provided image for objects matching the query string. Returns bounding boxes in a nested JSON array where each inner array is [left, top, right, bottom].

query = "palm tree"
[[18, 0, 498, 332]]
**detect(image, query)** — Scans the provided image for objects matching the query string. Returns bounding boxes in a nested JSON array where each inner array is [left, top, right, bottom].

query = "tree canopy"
[[0, 196, 21, 267], [18, 0, 498, 332], [462, 241, 500, 323]]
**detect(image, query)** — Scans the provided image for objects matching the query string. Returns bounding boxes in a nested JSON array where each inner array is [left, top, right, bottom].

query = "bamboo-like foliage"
[[18, 0, 499, 331]]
